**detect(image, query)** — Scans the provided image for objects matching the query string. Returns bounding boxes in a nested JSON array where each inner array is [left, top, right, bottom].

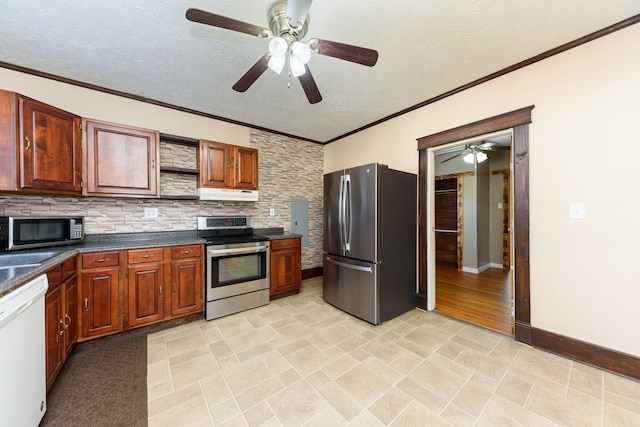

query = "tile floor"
[[147, 278, 640, 426]]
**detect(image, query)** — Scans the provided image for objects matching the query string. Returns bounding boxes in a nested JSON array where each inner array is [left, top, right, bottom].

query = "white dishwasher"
[[0, 274, 48, 426]]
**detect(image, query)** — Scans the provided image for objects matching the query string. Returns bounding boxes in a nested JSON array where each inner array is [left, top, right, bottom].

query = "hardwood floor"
[[435, 262, 513, 335]]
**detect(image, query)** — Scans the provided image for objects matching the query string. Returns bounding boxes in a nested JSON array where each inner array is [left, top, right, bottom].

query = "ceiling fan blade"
[[286, 0, 313, 29], [441, 153, 462, 163], [186, 8, 270, 38], [310, 39, 378, 67], [485, 145, 510, 151], [232, 54, 270, 92], [298, 65, 322, 104]]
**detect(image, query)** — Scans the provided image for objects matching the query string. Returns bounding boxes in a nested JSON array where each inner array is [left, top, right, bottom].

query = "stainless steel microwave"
[[0, 216, 84, 251]]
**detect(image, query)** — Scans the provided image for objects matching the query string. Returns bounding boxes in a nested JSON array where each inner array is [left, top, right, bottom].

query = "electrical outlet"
[[270, 208, 275, 216], [144, 207, 158, 218]]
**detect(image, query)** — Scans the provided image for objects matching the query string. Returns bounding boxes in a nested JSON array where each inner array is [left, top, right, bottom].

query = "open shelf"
[[159, 133, 198, 147], [159, 166, 199, 175], [159, 195, 199, 200]]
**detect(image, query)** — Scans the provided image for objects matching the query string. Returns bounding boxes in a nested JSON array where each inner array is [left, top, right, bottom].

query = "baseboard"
[[302, 266, 323, 280], [515, 322, 640, 381], [462, 263, 491, 274], [489, 263, 505, 269]]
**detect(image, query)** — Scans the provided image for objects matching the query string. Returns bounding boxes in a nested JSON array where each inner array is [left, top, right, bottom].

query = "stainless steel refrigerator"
[[323, 163, 417, 324]]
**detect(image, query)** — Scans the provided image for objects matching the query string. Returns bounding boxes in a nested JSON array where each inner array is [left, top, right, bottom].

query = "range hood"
[[197, 187, 259, 202]]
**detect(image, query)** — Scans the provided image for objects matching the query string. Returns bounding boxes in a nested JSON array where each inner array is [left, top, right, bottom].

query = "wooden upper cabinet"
[[235, 146, 259, 190], [199, 140, 233, 188], [0, 90, 82, 194], [83, 119, 159, 197], [198, 139, 258, 190]]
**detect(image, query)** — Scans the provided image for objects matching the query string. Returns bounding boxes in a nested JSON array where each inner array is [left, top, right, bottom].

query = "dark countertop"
[[0, 229, 302, 297], [254, 228, 303, 241]]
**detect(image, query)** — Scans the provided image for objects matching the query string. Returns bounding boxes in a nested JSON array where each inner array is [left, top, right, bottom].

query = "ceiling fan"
[[440, 142, 510, 164], [185, 0, 378, 104]]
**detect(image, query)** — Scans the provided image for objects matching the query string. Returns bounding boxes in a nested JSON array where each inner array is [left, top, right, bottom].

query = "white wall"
[[324, 24, 640, 357]]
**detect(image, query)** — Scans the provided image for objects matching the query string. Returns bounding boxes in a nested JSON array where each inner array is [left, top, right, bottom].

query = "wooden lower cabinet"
[[171, 258, 203, 316], [45, 256, 78, 391], [79, 251, 123, 339], [270, 238, 302, 298], [78, 245, 203, 341], [170, 245, 203, 317], [126, 248, 165, 329], [45, 283, 63, 390]]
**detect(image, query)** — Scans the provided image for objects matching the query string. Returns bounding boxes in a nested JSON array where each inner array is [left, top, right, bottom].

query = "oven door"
[[206, 242, 269, 301]]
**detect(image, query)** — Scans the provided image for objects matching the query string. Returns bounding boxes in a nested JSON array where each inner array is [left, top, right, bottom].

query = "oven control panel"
[[197, 216, 253, 230]]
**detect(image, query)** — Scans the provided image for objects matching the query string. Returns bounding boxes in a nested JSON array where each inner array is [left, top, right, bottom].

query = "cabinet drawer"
[[270, 238, 301, 250], [127, 248, 164, 264], [81, 251, 120, 268], [171, 244, 202, 259]]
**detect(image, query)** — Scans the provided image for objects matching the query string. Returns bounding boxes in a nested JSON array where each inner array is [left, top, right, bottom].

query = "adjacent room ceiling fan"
[[440, 142, 510, 164], [186, 0, 378, 104]]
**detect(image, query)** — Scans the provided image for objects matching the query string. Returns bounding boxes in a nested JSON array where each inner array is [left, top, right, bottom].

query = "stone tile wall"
[[0, 130, 324, 269]]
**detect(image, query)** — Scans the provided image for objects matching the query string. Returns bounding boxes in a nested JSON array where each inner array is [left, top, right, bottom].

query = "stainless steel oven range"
[[197, 216, 269, 321]]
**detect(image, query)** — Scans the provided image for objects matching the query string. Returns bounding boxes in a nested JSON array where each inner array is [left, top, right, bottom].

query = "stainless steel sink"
[[0, 251, 65, 269]]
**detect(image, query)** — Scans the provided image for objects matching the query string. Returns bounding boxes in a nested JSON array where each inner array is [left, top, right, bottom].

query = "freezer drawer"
[[323, 255, 379, 324]]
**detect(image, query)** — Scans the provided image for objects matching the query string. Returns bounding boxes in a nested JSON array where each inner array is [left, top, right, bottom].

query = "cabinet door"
[[83, 119, 159, 197], [198, 140, 233, 188], [45, 284, 63, 391], [270, 239, 302, 296], [170, 258, 203, 317], [63, 275, 78, 358], [19, 96, 82, 194], [80, 267, 122, 338], [235, 146, 258, 190], [126, 263, 165, 328]]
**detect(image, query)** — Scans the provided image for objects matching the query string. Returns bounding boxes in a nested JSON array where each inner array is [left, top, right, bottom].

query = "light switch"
[[269, 208, 275, 216], [569, 203, 585, 219], [498, 202, 503, 209]]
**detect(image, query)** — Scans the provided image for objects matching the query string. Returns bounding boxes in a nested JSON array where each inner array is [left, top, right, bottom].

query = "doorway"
[[432, 131, 513, 334], [416, 106, 534, 344]]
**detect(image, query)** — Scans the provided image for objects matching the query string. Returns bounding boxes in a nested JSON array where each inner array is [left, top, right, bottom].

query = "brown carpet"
[[40, 334, 147, 427]]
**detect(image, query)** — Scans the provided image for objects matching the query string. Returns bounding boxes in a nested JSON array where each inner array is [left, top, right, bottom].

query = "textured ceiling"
[[0, 1, 638, 143]]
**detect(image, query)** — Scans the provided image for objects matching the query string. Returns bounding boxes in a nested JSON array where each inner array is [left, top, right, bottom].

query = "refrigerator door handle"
[[338, 174, 345, 252], [325, 257, 372, 273], [344, 174, 351, 251]]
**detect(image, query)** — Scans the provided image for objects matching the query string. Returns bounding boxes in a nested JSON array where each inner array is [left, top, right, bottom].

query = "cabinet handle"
[[25, 136, 31, 150], [138, 254, 152, 258], [84, 298, 89, 311], [173, 283, 176, 293], [59, 319, 66, 335], [180, 250, 192, 255], [92, 258, 109, 263], [159, 286, 163, 297], [65, 314, 72, 328]]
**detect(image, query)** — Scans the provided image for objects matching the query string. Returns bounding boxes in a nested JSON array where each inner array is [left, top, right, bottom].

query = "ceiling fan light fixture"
[[289, 56, 306, 77], [463, 153, 475, 164], [291, 41, 311, 64], [268, 36, 288, 57], [268, 55, 286, 74], [476, 151, 488, 163]]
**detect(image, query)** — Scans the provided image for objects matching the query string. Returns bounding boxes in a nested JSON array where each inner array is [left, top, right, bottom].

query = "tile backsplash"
[[0, 129, 324, 269]]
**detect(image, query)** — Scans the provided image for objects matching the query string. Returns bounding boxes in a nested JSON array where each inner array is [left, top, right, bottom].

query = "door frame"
[[417, 106, 534, 344]]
